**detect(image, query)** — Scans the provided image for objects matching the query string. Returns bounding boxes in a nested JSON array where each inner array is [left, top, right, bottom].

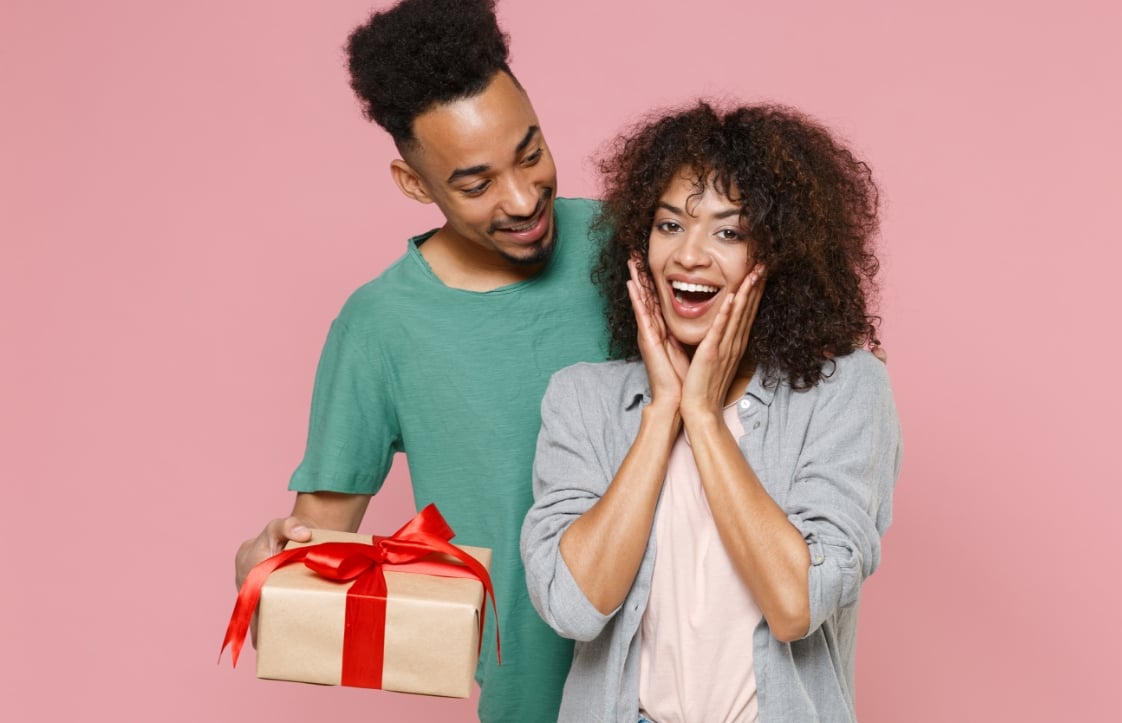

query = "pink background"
[[3, 1, 1118, 720]]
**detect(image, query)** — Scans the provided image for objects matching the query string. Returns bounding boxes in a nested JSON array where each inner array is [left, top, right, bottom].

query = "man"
[[234, 1, 607, 720]]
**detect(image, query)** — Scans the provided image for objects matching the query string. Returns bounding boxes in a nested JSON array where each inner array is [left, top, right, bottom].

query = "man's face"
[[404, 72, 558, 267]]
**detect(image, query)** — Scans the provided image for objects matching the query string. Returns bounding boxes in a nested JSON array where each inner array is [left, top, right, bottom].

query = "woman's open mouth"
[[671, 279, 719, 304]]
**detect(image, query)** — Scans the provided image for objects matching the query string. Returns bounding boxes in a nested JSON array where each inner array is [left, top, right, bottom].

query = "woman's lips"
[[667, 279, 720, 318]]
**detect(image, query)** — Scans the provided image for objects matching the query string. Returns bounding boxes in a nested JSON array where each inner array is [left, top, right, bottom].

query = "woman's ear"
[[390, 159, 435, 205]]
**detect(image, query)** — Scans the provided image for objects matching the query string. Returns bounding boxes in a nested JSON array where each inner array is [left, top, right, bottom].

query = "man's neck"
[[418, 226, 546, 292]]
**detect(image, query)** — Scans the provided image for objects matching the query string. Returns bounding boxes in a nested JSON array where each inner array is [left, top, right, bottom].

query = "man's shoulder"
[[554, 197, 601, 238], [332, 245, 429, 328], [555, 196, 600, 215]]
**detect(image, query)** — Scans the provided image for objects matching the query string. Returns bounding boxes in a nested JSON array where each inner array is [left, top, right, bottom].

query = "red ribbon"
[[220, 504, 500, 688]]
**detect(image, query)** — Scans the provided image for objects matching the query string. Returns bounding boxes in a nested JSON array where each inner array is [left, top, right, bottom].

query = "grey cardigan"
[[521, 351, 902, 723]]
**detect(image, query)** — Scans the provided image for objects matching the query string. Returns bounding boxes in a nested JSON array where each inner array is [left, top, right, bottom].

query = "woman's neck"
[[723, 359, 757, 407]]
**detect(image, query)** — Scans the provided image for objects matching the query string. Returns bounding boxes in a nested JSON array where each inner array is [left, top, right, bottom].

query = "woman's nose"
[[675, 228, 710, 268]]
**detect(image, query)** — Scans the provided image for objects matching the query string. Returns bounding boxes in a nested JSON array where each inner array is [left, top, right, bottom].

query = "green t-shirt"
[[290, 197, 609, 722]]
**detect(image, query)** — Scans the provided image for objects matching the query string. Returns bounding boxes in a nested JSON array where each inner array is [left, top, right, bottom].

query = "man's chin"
[[502, 236, 555, 267], [500, 215, 556, 267]]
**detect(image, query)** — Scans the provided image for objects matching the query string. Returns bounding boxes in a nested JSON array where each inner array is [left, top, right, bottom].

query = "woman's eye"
[[656, 221, 682, 233], [717, 228, 744, 241]]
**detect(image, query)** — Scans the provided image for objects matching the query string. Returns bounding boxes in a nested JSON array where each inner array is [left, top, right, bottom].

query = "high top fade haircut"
[[346, 0, 515, 150]]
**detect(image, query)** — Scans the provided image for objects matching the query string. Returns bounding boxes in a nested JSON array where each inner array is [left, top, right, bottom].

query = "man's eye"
[[523, 148, 543, 165], [463, 181, 490, 196]]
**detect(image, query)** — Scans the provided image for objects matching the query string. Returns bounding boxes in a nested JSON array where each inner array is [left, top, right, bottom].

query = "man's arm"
[[234, 491, 371, 589]]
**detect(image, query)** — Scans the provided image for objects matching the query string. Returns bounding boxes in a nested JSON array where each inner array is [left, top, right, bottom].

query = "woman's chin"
[[666, 326, 707, 351]]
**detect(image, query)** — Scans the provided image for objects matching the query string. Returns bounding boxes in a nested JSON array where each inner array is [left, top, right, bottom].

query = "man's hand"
[[230, 493, 370, 648], [234, 516, 312, 590], [232, 516, 313, 649], [235, 492, 371, 590]]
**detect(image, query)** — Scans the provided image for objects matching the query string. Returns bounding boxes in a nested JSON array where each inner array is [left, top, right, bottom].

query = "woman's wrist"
[[641, 400, 682, 438], [679, 399, 724, 430]]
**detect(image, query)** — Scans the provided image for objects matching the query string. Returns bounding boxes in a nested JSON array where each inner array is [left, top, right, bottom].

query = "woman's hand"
[[680, 263, 766, 421], [554, 259, 688, 616], [627, 257, 689, 410]]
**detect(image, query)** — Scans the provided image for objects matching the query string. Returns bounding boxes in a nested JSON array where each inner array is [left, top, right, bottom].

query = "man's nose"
[[499, 175, 538, 219]]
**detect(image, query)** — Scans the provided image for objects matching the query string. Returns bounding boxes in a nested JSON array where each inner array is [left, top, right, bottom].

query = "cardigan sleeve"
[[521, 367, 621, 642], [784, 351, 903, 637]]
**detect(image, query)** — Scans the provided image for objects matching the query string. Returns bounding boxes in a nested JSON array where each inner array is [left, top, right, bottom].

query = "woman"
[[521, 103, 902, 723]]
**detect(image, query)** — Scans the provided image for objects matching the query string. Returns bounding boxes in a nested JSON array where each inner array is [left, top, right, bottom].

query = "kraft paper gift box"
[[222, 514, 496, 699]]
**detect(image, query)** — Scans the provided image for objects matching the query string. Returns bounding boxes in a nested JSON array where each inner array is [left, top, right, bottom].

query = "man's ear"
[[390, 159, 435, 204]]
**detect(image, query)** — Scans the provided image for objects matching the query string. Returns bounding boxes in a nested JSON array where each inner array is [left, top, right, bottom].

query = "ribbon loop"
[[219, 504, 500, 690], [303, 543, 384, 581]]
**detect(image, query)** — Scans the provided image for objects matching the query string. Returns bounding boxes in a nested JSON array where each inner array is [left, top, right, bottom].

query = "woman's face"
[[646, 170, 755, 348]]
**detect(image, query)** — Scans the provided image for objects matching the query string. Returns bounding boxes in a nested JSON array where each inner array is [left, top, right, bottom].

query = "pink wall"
[[3, 1, 1118, 720]]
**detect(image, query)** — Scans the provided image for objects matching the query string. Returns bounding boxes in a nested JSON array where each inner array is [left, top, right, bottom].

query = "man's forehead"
[[409, 73, 541, 167]]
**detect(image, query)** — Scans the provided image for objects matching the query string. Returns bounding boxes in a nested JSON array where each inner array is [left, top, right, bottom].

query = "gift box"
[[221, 505, 497, 699]]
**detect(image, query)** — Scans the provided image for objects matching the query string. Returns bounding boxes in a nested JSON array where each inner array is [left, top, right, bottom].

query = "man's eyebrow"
[[514, 125, 540, 156], [447, 163, 491, 184], [446, 126, 541, 185]]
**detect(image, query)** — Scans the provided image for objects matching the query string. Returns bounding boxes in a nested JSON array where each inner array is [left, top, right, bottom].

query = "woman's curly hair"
[[593, 102, 882, 390], [346, 0, 514, 147]]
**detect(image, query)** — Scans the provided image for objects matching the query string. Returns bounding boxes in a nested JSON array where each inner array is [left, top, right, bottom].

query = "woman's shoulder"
[[546, 359, 648, 409], [802, 349, 898, 419], [552, 358, 644, 386], [778, 349, 894, 410], [828, 348, 891, 384]]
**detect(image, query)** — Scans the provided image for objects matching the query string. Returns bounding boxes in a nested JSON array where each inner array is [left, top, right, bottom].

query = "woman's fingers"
[[626, 278, 649, 329], [704, 263, 763, 362], [629, 257, 667, 337], [682, 264, 767, 411], [628, 260, 684, 400], [728, 264, 766, 354]]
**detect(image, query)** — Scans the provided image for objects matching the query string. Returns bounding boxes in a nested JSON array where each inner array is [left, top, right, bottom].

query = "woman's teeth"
[[671, 281, 718, 293], [670, 280, 719, 303]]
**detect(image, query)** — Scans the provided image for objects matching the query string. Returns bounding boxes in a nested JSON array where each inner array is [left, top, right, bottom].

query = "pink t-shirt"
[[638, 403, 762, 723]]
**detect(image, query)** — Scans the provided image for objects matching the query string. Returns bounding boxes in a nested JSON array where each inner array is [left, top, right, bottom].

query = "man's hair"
[[346, 0, 514, 148], [593, 102, 882, 390]]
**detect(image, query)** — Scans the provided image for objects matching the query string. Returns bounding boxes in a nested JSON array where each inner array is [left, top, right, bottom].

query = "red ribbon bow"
[[220, 504, 500, 688]]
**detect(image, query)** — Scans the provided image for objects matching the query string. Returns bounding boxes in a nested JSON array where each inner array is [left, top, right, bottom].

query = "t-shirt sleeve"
[[288, 316, 400, 495]]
